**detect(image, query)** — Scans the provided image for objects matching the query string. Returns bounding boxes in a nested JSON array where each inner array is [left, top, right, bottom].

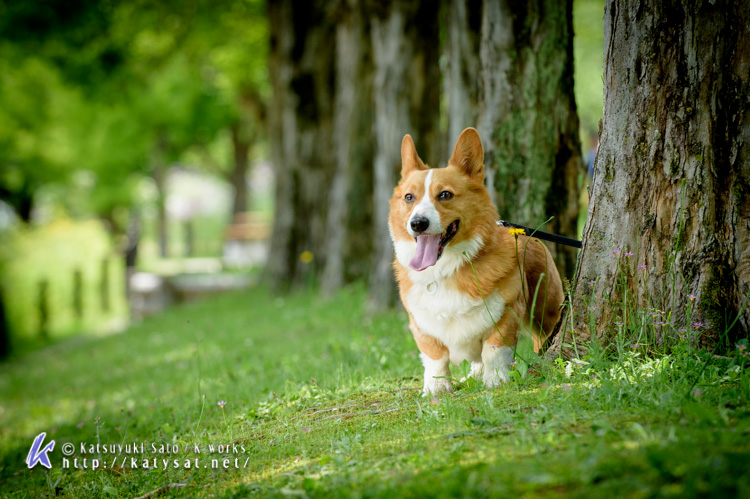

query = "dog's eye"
[[438, 191, 454, 201], [404, 193, 415, 203]]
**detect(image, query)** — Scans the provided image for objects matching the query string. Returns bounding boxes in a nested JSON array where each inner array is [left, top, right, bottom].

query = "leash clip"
[[496, 220, 582, 249]]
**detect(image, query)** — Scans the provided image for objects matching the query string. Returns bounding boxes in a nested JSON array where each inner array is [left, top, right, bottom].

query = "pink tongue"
[[409, 234, 441, 271]]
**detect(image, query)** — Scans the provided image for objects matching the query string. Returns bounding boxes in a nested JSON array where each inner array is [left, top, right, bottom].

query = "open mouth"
[[438, 219, 459, 257], [408, 220, 460, 271]]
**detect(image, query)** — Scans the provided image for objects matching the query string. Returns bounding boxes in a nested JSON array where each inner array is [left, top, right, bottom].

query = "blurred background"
[[0, 0, 604, 359]]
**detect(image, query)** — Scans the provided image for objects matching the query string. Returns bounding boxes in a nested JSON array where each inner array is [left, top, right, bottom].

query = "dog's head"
[[389, 128, 498, 273]]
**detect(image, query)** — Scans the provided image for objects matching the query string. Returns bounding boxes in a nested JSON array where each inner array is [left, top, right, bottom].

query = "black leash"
[[497, 220, 582, 249]]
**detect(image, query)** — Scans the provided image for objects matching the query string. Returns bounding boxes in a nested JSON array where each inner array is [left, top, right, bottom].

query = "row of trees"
[[265, 0, 584, 308], [265, 0, 749, 347]]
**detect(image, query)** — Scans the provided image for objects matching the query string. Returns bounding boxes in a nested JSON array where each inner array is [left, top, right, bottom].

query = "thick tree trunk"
[[443, 0, 482, 160], [266, 2, 294, 290], [266, 0, 336, 290], [368, 0, 440, 309], [477, 0, 583, 279], [321, 0, 374, 295], [229, 122, 251, 217], [548, 1, 750, 357]]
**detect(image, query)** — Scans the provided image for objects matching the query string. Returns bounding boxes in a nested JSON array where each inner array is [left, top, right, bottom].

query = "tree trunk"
[[124, 210, 140, 299], [229, 122, 251, 217], [0, 286, 10, 359], [477, 0, 583, 279], [153, 133, 169, 259], [548, 1, 750, 358], [154, 166, 168, 259], [266, 0, 336, 290], [0, 180, 34, 222], [321, 0, 374, 295], [368, 0, 440, 309], [443, 0, 482, 161]]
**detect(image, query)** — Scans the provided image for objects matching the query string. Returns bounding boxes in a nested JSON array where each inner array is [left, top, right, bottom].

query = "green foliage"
[[573, 0, 606, 136], [0, 285, 747, 497], [0, 49, 80, 213], [0, 0, 269, 223]]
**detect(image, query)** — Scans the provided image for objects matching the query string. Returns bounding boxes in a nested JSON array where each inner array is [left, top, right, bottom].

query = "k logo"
[[26, 432, 55, 469]]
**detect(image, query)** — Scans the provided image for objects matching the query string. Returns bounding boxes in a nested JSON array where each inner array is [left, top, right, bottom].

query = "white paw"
[[422, 376, 453, 396], [481, 345, 513, 389], [460, 361, 484, 382], [482, 369, 510, 388], [420, 352, 452, 396]]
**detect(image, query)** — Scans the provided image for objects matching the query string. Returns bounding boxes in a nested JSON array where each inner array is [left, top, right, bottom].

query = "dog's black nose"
[[410, 216, 430, 234]]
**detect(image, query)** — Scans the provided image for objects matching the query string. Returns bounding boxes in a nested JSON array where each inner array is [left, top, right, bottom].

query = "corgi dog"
[[389, 128, 563, 395]]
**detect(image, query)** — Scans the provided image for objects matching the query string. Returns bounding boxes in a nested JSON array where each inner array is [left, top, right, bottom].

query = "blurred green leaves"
[[0, 0, 268, 226]]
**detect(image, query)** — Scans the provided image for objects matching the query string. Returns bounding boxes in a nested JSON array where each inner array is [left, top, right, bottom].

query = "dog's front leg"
[[410, 322, 452, 395], [481, 312, 518, 388], [420, 352, 452, 395]]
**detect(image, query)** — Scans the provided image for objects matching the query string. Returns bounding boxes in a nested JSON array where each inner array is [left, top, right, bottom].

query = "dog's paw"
[[482, 369, 510, 388], [459, 362, 484, 383], [422, 376, 453, 396], [481, 345, 512, 389]]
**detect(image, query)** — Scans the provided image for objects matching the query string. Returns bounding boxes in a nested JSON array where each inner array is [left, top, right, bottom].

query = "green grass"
[[1, 285, 749, 498]]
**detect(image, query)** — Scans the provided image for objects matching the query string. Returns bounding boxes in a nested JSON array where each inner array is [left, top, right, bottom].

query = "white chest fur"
[[405, 280, 505, 365]]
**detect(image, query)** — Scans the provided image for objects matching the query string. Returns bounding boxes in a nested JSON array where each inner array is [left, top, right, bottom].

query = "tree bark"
[[548, 1, 750, 358], [266, 0, 336, 290], [321, 0, 374, 295], [231, 88, 267, 219], [0, 286, 10, 359], [124, 210, 140, 300], [153, 132, 169, 259], [229, 122, 251, 217], [368, 0, 440, 309], [477, 0, 583, 279], [443, 0, 482, 161]]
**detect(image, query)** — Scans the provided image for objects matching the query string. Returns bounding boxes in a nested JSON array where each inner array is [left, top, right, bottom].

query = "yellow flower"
[[299, 251, 314, 264], [507, 228, 526, 236]]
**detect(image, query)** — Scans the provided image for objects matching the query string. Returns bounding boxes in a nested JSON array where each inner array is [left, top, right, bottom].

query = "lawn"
[[1, 285, 749, 498]]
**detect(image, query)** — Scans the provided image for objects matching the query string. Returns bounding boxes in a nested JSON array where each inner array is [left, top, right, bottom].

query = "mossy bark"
[[443, 0, 482, 162], [266, 0, 336, 290], [477, 0, 583, 279], [321, 0, 375, 295], [266, 0, 438, 298], [548, 1, 750, 357], [368, 0, 440, 309]]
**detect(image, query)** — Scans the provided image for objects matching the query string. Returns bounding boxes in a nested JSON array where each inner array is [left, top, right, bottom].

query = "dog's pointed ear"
[[401, 134, 428, 179], [449, 128, 484, 182]]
